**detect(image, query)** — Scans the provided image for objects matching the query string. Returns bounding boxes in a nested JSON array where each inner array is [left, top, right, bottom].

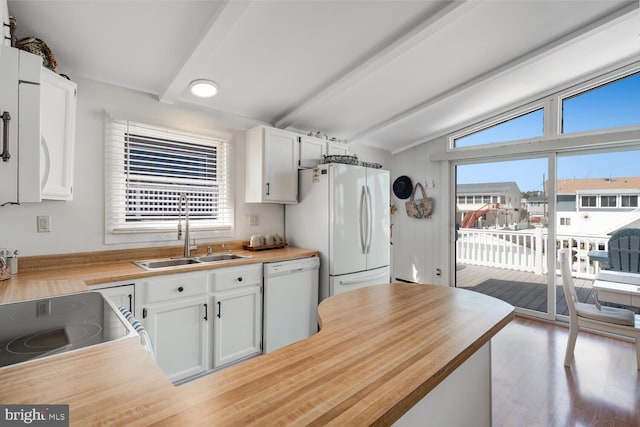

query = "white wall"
[[0, 77, 284, 256], [391, 137, 451, 285], [348, 143, 392, 170]]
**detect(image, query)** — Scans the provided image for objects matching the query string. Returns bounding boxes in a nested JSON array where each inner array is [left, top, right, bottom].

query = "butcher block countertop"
[[0, 244, 318, 304], [0, 283, 514, 426]]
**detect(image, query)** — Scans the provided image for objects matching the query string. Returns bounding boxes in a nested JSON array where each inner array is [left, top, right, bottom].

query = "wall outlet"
[[37, 216, 51, 233], [247, 214, 259, 226], [37, 299, 51, 317]]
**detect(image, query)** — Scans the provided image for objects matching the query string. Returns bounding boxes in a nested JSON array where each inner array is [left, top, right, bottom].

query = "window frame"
[[104, 113, 234, 245], [449, 101, 546, 151], [579, 195, 597, 209], [558, 65, 640, 136], [599, 195, 617, 209], [621, 194, 638, 208]]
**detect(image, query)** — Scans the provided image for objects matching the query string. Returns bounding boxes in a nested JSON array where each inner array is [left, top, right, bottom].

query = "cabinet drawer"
[[211, 264, 262, 292], [141, 272, 208, 304]]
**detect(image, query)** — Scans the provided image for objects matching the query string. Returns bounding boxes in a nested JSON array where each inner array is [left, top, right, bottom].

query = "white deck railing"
[[456, 228, 609, 279]]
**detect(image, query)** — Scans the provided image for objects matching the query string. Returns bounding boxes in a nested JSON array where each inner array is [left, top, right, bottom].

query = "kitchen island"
[[0, 283, 513, 426]]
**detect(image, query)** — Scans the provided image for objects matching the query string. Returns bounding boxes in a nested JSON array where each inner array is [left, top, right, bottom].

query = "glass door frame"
[[452, 153, 557, 321]]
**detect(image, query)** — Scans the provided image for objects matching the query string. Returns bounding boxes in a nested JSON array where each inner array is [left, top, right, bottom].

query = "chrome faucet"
[[177, 193, 194, 257]]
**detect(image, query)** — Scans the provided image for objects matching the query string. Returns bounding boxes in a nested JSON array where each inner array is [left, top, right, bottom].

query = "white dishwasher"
[[263, 257, 320, 353]]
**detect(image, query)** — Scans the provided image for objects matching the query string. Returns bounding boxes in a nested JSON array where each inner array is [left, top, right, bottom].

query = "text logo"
[[0, 405, 68, 426]]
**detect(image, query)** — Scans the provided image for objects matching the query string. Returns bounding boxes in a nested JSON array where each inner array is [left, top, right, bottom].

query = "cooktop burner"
[[6, 323, 102, 355], [0, 292, 134, 369]]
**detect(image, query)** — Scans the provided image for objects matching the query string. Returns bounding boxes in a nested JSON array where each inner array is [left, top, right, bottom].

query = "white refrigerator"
[[285, 163, 390, 301]]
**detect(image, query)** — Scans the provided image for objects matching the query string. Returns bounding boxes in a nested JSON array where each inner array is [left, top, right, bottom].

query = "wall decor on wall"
[[405, 183, 433, 219], [392, 175, 413, 199]]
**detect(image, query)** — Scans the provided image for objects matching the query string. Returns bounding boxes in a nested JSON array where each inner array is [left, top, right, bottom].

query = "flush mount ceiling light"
[[189, 80, 219, 98]]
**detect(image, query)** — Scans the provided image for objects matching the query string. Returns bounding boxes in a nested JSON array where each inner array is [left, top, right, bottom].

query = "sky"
[[456, 71, 640, 192]]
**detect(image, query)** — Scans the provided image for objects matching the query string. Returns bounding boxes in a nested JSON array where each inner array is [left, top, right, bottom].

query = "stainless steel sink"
[[134, 257, 203, 270], [195, 253, 251, 262], [133, 254, 251, 270]]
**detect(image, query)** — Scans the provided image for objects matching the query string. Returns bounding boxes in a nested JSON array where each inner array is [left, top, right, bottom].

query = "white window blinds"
[[105, 116, 233, 237]]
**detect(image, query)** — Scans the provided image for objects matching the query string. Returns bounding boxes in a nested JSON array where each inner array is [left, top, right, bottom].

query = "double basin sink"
[[134, 253, 251, 270]]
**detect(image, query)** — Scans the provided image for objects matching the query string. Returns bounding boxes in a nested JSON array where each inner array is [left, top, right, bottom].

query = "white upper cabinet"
[[40, 69, 76, 200], [245, 126, 297, 203], [0, 46, 41, 205], [327, 140, 349, 156], [298, 135, 350, 169], [1, 0, 9, 47], [298, 136, 325, 169]]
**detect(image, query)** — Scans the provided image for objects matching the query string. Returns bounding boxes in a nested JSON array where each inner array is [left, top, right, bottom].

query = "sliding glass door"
[[555, 148, 640, 316], [455, 157, 553, 318]]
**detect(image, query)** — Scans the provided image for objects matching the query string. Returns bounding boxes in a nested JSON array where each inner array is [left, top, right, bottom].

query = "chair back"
[[559, 248, 578, 318], [608, 228, 640, 273]]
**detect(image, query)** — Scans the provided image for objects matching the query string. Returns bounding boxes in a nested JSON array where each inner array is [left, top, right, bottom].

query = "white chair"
[[558, 248, 640, 370]]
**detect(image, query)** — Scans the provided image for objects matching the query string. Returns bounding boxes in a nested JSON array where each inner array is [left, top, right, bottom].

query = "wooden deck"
[[455, 263, 595, 315]]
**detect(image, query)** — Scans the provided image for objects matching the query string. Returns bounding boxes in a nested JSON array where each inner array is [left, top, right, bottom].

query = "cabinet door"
[[143, 297, 209, 382], [326, 140, 349, 156], [40, 69, 76, 200], [213, 286, 262, 367], [263, 128, 297, 202], [94, 284, 135, 315], [1, 0, 9, 47], [298, 136, 325, 169]]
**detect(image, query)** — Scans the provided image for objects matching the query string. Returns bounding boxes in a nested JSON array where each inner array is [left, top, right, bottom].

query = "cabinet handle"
[[266, 182, 270, 196], [1, 111, 11, 162], [203, 303, 208, 321], [178, 286, 184, 292], [237, 277, 243, 282], [128, 294, 133, 313], [217, 301, 221, 318], [142, 307, 147, 319]]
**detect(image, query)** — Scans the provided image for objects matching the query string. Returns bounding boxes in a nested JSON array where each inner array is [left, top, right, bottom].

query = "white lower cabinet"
[[212, 286, 262, 367], [138, 271, 209, 382], [137, 264, 262, 383], [90, 282, 135, 315], [210, 263, 263, 368], [144, 296, 209, 382]]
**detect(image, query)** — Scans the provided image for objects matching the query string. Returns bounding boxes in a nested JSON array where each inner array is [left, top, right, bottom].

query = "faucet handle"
[[207, 246, 212, 255], [189, 239, 198, 251]]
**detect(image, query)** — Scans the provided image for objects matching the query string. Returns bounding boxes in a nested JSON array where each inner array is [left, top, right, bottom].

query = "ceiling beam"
[[348, 1, 640, 144], [273, 0, 481, 130], [159, 1, 253, 104]]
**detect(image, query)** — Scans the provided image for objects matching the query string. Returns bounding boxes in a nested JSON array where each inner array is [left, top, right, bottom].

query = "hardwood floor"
[[492, 316, 640, 427]]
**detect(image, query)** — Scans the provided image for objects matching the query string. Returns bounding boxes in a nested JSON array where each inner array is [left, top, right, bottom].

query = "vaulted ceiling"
[[8, 1, 640, 153]]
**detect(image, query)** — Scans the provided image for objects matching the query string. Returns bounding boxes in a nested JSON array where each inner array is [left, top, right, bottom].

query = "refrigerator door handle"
[[359, 185, 367, 254], [365, 185, 372, 254]]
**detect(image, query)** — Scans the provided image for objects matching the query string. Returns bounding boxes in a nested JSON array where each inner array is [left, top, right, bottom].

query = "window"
[[622, 195, 638, 207], [562, 71, 640, 134], [453, 109, 543, 148], [457, 196, 465, 204], [580, 195, 597, 208], [600, 195, 617, 208], [105, 117, 233, 242], [560, 217, 571, 226], [483, 195, 490, 203]]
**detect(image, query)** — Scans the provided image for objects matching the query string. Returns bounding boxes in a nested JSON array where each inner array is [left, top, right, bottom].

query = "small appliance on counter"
[[244, 234, 287, 251], [0, 248, 18, 279]]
